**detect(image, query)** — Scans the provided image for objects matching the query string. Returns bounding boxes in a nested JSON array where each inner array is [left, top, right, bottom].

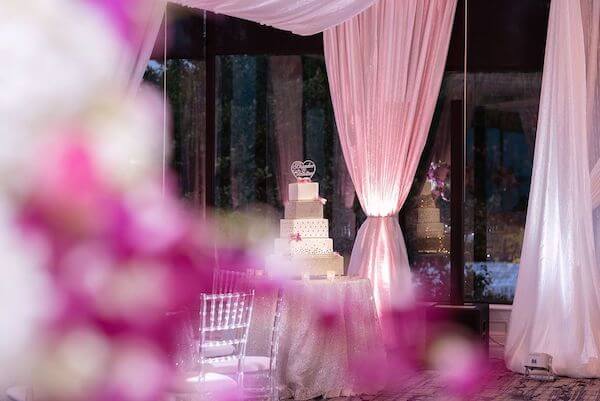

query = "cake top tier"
[[289, 182, 319, 201], [289, 160, 323, 202]]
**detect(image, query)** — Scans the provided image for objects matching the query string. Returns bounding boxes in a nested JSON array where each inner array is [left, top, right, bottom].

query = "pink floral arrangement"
[[315, 197, 327, 205], [0, 1, 494, 400], [16, 137, 217, 401], [0, 1, 234, 400], [426, 161, 450, 201]]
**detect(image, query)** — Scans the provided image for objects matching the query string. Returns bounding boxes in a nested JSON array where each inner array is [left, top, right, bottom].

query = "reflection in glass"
[[404, 73, 462, 302], [465, 72, 542, 303], [143, 59, 207, 209], [214, 55, 357, 259]]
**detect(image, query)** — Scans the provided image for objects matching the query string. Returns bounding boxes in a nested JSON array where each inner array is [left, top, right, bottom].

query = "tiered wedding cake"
[[416, 181, 445, 238], [266, 161, 344, 277], [414, 181, 449, 254]]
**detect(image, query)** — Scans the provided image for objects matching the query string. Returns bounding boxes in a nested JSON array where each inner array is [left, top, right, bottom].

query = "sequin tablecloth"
[[247, 277, 386, 400]]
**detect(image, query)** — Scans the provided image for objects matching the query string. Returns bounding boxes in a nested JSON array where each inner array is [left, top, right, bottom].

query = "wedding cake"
[[414, 181, 449, 254], [416, 181, 445, 238], [266, 160, 344, 277]]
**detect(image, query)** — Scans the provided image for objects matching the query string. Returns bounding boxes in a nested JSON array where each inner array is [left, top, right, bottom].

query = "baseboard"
[[489, 304, 511, 344]]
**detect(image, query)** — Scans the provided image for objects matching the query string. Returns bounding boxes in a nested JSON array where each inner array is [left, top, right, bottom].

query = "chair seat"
[[205, 355, 270, 374], [169, 372, 238, 394], [6, 386, 29, 401], [202, 343, 235, 358]]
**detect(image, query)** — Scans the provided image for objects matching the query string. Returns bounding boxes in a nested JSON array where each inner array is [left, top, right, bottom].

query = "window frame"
[[154, 0, 550, 305]]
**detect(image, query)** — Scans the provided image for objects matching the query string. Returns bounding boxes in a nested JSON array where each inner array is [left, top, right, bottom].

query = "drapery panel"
[[584, 0, 600, 208], [114, 0, 165, 93], [269, 56, 304, 204], [581, 0, 600, 329], [505, 0, 600, 377], [171, 0, 378, 36], [323, 0, 457, 313]]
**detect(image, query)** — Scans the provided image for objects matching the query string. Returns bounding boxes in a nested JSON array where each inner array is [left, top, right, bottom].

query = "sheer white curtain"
[[131, 0, 384, 90], [324, 0, 456, 313], [171, 0, 378, 36], [505, 0, 600, 377], [115, 0, 165, 93], [584, 0, 600, 209]]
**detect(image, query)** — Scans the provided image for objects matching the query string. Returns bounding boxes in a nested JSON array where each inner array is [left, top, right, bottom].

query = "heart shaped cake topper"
[[291, 160, 317, 180]]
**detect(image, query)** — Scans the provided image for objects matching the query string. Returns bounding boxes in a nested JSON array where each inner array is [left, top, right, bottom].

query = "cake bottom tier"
[[416, 222, 445, 238], [412, 236, 450, 255], [266, 253, 344, 277]]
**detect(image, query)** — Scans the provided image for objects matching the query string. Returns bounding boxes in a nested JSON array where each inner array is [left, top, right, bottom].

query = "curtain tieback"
[[365, 214, 398, 219]]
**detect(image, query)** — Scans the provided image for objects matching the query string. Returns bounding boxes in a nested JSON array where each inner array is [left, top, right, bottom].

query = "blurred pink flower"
[[33, 329, 172, 401], [85, 0, 141, 44], [12, 132, 231, 401], [20, 136, 118, 244], [428, 331, 489, 396]]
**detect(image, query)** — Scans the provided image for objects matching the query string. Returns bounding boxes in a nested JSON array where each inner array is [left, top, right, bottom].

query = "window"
[[143, 8, 207, 210], [464, 0, 548, 303], [147, 1, 551, 303], [214, 54, 357, 258]]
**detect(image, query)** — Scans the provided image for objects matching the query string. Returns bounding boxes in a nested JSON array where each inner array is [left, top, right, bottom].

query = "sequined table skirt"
[[248, 277, 386, 400]]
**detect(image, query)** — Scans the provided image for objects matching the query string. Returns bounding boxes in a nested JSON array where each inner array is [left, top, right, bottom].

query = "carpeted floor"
[[330, 342, 600, 401], [4, 365, 600, 401], [330, 362, 600, 401], [4, 345, 600, 401], [335, 361, 600, 401]]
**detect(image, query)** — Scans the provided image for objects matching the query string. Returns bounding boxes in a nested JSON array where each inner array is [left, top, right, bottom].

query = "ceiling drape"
[[115, 0, 166, 93], [170, 0, 378, 36]]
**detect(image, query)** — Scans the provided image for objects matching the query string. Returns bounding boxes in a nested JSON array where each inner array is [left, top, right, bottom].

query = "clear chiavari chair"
[[210, 269, 284, 400], [212, 268, 253, 294], [203, 288, 284, 401], [243, 288, 284, 401], [199, 292, 255, 389], [166, 310, 238, 401]]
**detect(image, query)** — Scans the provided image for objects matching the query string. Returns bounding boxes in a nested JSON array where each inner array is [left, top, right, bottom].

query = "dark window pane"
[[214, 55, 357, 260]]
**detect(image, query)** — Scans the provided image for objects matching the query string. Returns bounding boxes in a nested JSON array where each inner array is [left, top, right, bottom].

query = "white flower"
[[0, 198, 52, 386], [85, 89, 166, 189], [0, 0, 131, 194], [0, 0, 121, 125]]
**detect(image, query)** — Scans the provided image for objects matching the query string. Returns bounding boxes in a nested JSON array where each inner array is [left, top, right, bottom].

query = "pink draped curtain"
[[114, 0, 166, 93], [505, 0, 600, 377], [323, 0, 456, 313], [132, 0, 382, 95], [171, 0, 378, 36], [584, 0, 600, 208]]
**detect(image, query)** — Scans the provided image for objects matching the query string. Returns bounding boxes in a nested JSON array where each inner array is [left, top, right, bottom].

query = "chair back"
[[212, 269, 253, 294], [267, 289, 284, 400], [199, 291, 255, 381]]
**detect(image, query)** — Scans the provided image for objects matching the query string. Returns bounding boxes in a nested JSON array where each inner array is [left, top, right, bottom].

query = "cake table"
[[247, 277, 386, 400]]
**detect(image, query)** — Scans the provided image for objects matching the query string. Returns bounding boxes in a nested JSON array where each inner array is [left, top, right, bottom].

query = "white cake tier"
[[416, 222, 445, 238], [266, 253, 344, 277], [421, 180, 434, 196], [289, 182, 319, 201], [417, 208, 441, 223], [274, 238, 333, 256], [284, 200, 324, 219], [280, 218, 329, 238]]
